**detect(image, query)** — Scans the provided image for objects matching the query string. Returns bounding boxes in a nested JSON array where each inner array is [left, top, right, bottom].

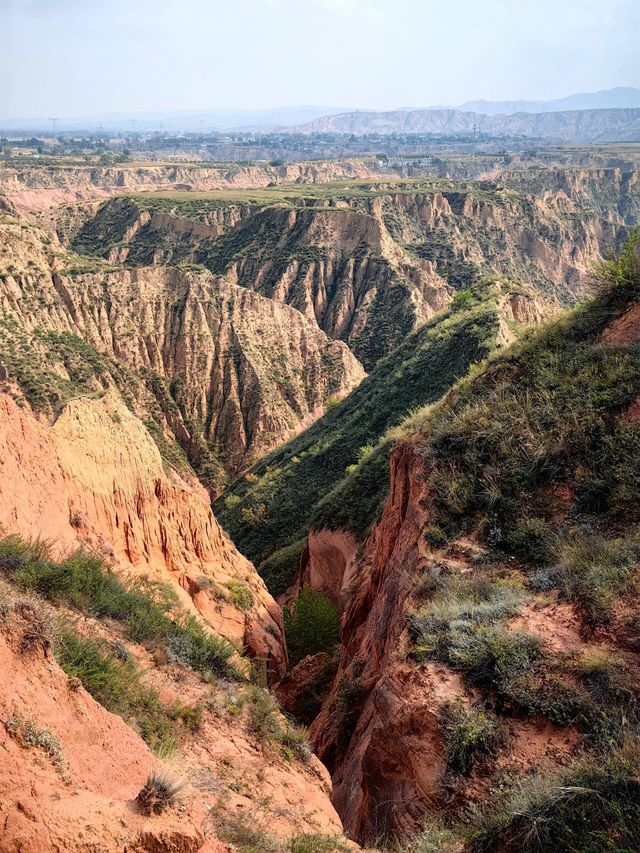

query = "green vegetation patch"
[[440, 700, 507, 775], [284, 588, 340, 667], [0, 535, 239, 680], [468, 742, 640, 853], [417, 247, 640, 545], [56, 628, 202, 751]]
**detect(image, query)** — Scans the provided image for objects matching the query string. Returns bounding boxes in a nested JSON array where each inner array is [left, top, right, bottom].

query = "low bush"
[[136, 767, 186, 815], [226, 580, 254, 612], [214, 810, 282, 853], [288, 835, 349, 853], [0, 535, 239, 679], [284, 588, 340, 666], [5, 713, 66, 774], [468, 739, 640, 853], [502, 517, 556, 565], [409, 574, 526, 664], [440, 700, 506, 775], [240, 685, 310, 761], [545, 533, 640, 626], [575, 649, 634, 705]]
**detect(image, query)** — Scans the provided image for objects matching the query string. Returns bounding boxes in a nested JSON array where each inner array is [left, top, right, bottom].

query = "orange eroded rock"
[[0, 390, 286, 674]]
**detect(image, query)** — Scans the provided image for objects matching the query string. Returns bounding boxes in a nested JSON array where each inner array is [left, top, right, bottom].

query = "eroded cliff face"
[[65, 168, 639, 366], [306, 446, 431, 838], [0, 389, 287, 674], [66, 196, 451, 369], [302, 449, 586, 841], [0, 159, 383, 214], [0, 578, 347, 852], [0, 213, 364, 482]]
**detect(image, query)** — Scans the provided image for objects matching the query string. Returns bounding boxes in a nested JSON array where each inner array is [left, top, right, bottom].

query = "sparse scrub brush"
[[136, 767, 186, 815], [440, 700, 507, 774]]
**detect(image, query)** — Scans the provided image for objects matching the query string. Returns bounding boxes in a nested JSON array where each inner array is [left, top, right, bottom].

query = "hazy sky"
[[1, 0, 639, 118]]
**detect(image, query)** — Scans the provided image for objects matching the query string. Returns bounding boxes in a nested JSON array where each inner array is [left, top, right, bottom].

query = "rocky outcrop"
[[67, 168, 639, 366]]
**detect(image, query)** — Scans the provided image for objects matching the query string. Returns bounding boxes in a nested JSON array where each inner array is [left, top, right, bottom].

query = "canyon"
[[0, 156, 639, 853]]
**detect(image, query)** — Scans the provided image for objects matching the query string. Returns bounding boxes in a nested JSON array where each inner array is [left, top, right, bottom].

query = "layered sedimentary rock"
[[65, 168, 639, 366], [0, 159, 382, 214], [0, 214, 364, 481]]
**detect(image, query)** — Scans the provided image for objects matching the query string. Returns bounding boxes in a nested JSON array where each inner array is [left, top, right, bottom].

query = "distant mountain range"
[[294, 106, 640, 142], [441, 86, 640, 115], [2, 88, 640, 138]]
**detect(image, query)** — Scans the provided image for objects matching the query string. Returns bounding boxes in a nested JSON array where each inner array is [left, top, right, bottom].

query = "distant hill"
[[449, 86, 640, 115], [294, 106, 640, 141]]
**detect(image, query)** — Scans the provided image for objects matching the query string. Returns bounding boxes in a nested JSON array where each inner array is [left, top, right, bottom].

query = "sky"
[[1, 0, 639, 119]]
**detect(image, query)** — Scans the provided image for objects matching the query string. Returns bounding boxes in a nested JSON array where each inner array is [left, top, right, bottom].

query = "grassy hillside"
[[216, 282, 509, 593], [402, 235, 640, 852], [409, 236, 640, 565]]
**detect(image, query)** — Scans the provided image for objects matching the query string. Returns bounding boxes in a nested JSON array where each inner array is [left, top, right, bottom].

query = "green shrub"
[[245, 686, 281, 740], [55, 627, 200, 750], [288, 834, 349, 853], [449, 625, 541, 689], [5, 713, 66, 773], [441, 700, 506, 774], [226, 580, 254, 612], [547, 533, 640, 626], [284, 588, 340, 666], [407, 822, 459, 853], [575, 649, 634, 705], [469, 740, 640, 853], [410, 574, 526, 663], [451, 289, 474, 311], [214, 810, 281, 853], [241, 685, 310, 761], [502, 517, 556, 565], [258, 539, 306, 596]]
